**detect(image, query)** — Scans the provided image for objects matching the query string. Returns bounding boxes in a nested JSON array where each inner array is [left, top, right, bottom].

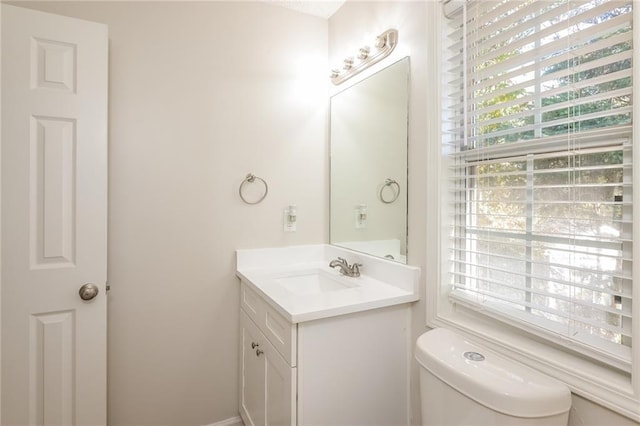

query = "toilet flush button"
[[463, 351, 485, 361]]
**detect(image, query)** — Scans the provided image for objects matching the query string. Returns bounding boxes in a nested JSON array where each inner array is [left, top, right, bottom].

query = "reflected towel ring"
[[380, 178, 400, 204], [239, 173, 268, 204]]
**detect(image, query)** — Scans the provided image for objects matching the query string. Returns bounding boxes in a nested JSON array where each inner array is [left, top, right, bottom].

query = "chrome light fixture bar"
[[330, 28, 399, 85]]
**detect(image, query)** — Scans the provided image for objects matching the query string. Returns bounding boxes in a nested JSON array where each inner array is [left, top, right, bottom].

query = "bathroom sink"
[[236, 244, 421, 322], [272, 269, 358, 295]]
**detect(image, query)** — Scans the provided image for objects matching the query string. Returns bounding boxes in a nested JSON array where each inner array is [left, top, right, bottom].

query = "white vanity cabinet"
[[238, 281, 412, 426]]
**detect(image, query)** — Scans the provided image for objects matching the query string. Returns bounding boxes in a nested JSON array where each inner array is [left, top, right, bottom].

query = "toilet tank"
[[415, 328, 571, 426]]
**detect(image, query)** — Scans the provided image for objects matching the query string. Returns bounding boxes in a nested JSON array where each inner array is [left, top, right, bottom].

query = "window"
[[443, 0, 633, 369]]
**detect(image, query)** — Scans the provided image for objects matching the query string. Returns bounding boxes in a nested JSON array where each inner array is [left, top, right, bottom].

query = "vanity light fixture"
[[330, 29, 398, 85]]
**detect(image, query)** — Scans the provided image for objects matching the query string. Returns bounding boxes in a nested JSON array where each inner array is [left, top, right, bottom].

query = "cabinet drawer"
[[240, 281, 297, 366]]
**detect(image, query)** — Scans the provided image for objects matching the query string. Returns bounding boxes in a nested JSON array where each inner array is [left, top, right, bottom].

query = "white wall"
[[329, 1, 640, 426], [9, 2, 327, 425]]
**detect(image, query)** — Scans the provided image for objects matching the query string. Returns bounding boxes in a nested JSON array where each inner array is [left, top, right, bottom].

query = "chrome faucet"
[[329, 257, 362, 277]]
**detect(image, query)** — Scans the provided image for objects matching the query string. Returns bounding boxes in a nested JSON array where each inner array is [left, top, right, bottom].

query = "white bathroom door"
[[1, 4, 108, 425]]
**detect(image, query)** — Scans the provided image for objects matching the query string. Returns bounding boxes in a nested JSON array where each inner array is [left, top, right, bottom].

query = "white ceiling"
[[265, 0, 346, 19]]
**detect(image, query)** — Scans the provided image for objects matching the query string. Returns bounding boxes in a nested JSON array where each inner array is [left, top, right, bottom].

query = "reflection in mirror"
[[330, 57, 410, 263]]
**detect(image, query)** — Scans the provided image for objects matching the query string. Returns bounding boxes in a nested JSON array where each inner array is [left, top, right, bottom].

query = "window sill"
[[427, 307, 640, 422]]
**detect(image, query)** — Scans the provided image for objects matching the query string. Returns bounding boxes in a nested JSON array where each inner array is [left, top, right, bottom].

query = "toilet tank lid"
[[415, 328, 571, 418]]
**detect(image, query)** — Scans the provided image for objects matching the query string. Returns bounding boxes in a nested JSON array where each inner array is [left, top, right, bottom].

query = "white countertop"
[[236, 245, 420, 323]]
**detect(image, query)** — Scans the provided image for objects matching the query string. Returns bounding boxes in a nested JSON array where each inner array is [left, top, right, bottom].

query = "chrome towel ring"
[[239, 173, 268, 204], [380, 178, 400, 204]]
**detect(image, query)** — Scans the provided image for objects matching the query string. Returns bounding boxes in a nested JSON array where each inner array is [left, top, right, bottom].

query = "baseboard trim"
[[204, 415, 243, 426]]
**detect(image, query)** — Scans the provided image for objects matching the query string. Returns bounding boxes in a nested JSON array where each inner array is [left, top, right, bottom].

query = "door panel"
[[31, 311, 75, 425], [32, 116, 76, 267], [1, 5, 108, 425]]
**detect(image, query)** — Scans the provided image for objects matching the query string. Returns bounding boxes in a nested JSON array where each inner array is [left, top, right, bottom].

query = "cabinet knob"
[[256, 349, 264, 356], [251, 342, 259, 349]]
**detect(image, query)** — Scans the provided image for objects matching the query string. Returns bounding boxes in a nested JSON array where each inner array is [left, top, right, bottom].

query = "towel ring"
[[239, 173, 268, 204], [380, 178, 400, 204]]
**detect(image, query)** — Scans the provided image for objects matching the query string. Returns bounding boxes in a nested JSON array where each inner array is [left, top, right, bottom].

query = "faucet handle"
[[351, 263, 362, 277], [337, 256, 347, 263]]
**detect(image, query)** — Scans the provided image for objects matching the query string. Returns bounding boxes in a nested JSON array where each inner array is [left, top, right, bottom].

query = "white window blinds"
[[444, 0, 633, 366]]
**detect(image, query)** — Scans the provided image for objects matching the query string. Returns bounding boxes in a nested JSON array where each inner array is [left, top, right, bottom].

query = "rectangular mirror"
[[330, 57, 410, 263]]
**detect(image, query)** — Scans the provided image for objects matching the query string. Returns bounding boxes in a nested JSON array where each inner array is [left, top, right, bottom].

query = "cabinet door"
[[240, 310, 296, 426], [240, 311, 265, 426], [265, 345, 296, 426]]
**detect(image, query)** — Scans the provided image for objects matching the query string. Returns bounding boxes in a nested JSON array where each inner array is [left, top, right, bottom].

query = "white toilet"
[[415, 328, 572, 426]]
